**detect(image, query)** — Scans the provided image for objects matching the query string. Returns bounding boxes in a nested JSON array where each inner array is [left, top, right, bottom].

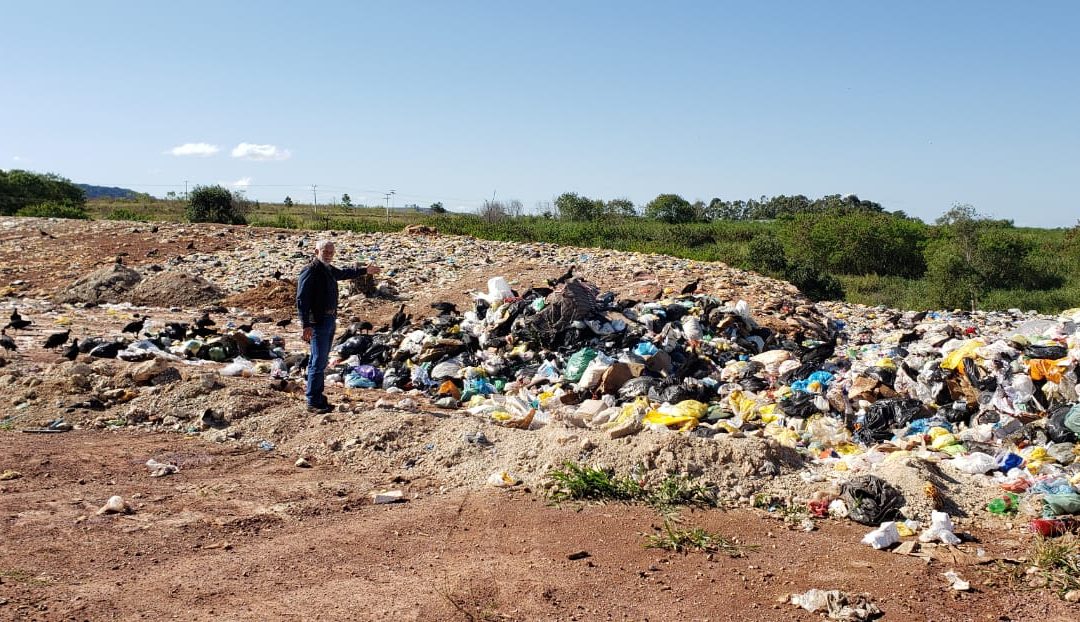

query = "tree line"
[[4, 170, 1077, 311]]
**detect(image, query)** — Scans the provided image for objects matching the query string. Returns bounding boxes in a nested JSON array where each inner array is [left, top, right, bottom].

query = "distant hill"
[[77, 183, 142, 200]]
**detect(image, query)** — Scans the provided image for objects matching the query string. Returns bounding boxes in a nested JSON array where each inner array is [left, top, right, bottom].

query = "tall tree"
[[643, 193, 695, 223]]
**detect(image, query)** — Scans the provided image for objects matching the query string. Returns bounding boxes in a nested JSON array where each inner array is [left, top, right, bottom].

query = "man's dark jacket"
[[296, 260, 366, 328]]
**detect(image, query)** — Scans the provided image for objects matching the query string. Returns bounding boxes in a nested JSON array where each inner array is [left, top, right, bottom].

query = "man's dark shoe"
[[307, 403, 333, 414]]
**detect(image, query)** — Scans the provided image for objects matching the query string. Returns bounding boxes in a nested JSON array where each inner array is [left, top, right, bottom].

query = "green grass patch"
[[644, 519, 756, 556], [16, 201, 89, 219], [1029, 535, 1080, 597], [545, 461, 718, 513], [546, 462, 645, 503]]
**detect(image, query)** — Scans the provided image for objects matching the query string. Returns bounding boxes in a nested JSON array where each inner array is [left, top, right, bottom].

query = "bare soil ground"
[[1, 217, 1077, 620], [2, 431, 1076, 622]]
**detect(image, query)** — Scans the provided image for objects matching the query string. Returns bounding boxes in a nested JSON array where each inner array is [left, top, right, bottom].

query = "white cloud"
[[12, 156, 24, 162], [231, 142, 291, 161], [167, 142, 220, 157], [230, 177, 253, 189]]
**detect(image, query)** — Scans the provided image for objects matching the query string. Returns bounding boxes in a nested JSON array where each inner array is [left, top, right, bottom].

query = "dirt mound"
[[222, 278, 297, 315], [128, 271, 224, 307], [56, 263, 142, 304]]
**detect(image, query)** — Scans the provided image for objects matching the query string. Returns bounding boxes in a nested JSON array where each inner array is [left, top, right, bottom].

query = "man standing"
[[296, 239, 380, 413]]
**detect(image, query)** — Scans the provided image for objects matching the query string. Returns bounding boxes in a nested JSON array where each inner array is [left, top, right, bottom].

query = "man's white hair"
[[315, 239, 334, 252]]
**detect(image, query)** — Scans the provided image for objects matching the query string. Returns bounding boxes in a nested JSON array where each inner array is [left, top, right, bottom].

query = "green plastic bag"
[[1043, 492, 1080, 517], [987, 493, 1019, 515], [1064, 403, 1080, 437], [564, 348, 598, 383]]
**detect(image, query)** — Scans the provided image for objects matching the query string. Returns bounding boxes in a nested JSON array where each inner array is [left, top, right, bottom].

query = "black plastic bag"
[[853, 399, 925, 445], [841, 475, 904, 525], [864, 366, 896, 387], [1025, 344, 1068, 360], [962, 357, 997, 392], [1047, 404, 1079, 443], [649, 381, 697, 404], [618, 376, 658, 399], [780, 393, 820, 418]]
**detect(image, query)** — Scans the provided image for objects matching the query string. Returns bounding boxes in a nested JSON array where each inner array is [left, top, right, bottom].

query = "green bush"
[[644, 193, 697, 224], [1, 169, 86, 215], [924, 220, 1063, 309], [779, 208, 927, 277], [15, 201, 89, 219], [104, 207, 145, 221], [745, 233, 788, 277], [186, 185, 247, 224], [785, 261, 844, 301]]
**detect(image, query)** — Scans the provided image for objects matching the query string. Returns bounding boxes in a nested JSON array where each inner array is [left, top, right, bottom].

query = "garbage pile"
[[312, 275, 1080, 525]]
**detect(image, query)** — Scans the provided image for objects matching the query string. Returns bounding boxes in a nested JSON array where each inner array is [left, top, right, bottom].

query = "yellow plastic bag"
[[764, 424, 800, 448], [940, 340, 985, 370], [604, 396, 651, 431], [930, 433, 959, 450], [644, 400, 707, 432]]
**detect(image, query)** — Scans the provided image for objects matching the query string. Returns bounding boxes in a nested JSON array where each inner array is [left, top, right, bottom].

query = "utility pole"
[[312, 184, 318, 219], [384, 189, 396, 224], [184, 180, 189, 200]]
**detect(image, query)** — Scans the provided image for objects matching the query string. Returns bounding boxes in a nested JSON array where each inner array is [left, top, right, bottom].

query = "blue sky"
[[2, 1, 1077, 226]]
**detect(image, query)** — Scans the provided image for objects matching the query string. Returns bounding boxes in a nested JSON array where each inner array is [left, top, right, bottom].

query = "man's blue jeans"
[[306, 316, 336, 407]]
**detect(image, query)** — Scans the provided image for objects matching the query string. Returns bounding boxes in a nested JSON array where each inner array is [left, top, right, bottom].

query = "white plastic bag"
[[221, 356, 255, 377], [861, 521, 900, 549], [919, 511, 961, 545], [484, 276, 513, 303], [949, 452, 997, 474]]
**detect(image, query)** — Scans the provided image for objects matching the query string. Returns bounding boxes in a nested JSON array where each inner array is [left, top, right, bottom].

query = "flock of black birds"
[[0, 307, 257, 361]]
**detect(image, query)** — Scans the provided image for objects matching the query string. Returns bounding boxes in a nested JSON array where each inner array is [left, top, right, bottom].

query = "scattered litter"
[[861, 522, 900, 550], [486, 470, 521, 488], [789, 589, 882, 621], [372, 490, 405, 504], [943, 570, 971, 591], [96, 495, 130, 515], [145, 459, 179, 477], [919, 511, 961, 546]]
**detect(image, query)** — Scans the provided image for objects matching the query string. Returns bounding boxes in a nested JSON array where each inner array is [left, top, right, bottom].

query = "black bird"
[[474, 297, 490, 320], [38, 228, 55, 239], [237, 323, 254, 333], [62, 339, 79, 361], [185, 240, 196, 250], [163, 322, 189, 340], [547, 265, 574, 287], [275, 318, 292, 328], [680, 278, 701, 295], [195, 312, 215, 329], [390, 304, 410, 333], [6, 308, 31, 331], [122, 315, 147, 336], [0, 329, 15, 351], [430, 301, 458, 315], [273, 269, 282, 280], [43, 329, 70, 349]]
